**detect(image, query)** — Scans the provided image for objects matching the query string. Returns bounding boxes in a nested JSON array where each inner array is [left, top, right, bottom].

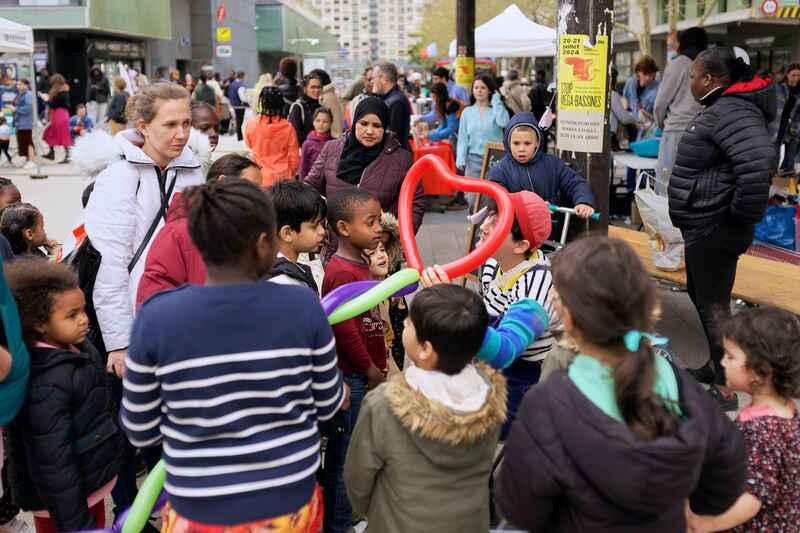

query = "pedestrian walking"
[[42, 74, 73, 163], [10, 80, 34, 169], [86, 66, 110, 130], [227, 71, 247, 141], [106, 77, 129, 135], [771, 63, 800, 172]]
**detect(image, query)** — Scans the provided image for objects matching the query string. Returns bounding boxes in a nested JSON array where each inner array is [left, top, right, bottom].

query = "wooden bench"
[[608, 226, 800, 315]]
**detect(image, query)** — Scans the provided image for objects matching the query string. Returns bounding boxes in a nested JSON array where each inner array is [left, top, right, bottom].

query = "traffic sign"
[[216, 26, 232, 43], [761, 0, 778, 16], [216, 45, 232, 58]]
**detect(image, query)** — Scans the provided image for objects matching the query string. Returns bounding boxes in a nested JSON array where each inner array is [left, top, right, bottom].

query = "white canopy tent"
[[0, 17, 34, 54], [0, 17, 41, 176], [448, 4, 556, 58]]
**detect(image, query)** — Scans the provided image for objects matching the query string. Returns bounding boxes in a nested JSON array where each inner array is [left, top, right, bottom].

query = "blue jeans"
[[501, 359, 542, 440], [321, 374, 367, 533]]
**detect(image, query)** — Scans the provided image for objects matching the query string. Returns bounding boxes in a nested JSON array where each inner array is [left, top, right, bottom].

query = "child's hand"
[[420, 265, 451, 287], [366, 365, 385, 389], [340, 383, 351, 411], [575, 204, 595, 219]]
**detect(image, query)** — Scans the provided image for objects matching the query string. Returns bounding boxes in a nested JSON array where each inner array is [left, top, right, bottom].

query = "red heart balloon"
[[398, 154, 514, 280]]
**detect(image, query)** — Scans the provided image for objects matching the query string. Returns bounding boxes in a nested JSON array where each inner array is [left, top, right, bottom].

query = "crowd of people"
[[0, 37, 796, 533]]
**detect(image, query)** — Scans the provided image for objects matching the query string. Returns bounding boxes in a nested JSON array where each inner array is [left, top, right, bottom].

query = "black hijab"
[[336, 96, 390, 184]]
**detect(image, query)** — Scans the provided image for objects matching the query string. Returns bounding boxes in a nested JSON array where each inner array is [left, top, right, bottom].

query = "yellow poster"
[[216, 26, 232, 43], [556, 34, 609, 153], [454, 56, 474, 90]]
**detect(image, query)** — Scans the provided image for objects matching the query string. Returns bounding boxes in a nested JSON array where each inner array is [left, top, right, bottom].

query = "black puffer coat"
[[7, 341, 121, 532], [497, 362, 746, 532], [669, 79, 776, 241]]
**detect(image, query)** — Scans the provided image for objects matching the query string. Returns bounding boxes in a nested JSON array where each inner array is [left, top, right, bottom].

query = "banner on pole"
[[556, 34, 609, 153]]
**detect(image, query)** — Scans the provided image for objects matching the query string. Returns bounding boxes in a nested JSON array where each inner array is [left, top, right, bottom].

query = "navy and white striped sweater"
[[121, 282, 344, 524]]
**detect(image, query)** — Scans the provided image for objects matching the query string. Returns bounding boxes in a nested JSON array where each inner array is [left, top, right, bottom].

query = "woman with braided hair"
[[121, 179, 346, 533], [245, 86, 300, 186]]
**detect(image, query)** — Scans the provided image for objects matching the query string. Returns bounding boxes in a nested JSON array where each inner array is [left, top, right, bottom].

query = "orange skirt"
[[160, 485, 323, 533]]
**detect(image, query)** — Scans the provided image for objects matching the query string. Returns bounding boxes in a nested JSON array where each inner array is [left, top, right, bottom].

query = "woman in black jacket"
[[668, 47, 775, 394], [288, 72, 322, 146], [5, 260, 121, 533]]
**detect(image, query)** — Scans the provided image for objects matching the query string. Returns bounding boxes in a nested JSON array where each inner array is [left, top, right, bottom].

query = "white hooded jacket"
[[84, 130, 203, 352]]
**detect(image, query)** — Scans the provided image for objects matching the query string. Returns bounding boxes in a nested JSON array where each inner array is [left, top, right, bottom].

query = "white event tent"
[[448, 4, 557, 58]]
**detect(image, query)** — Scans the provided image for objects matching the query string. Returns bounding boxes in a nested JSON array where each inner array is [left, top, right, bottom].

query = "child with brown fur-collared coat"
[[344, 284, 506, 533]]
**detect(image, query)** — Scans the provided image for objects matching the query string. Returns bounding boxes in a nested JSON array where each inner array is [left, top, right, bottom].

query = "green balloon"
[[121, 459, 167, 533], [328, 268, 420, 326]]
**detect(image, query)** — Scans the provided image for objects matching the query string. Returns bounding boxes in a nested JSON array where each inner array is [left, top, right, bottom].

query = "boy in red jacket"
[[320, 187, 386, 533]]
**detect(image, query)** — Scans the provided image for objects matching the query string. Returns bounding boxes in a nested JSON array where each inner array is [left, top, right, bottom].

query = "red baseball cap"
[[509, 191, 552, 251]]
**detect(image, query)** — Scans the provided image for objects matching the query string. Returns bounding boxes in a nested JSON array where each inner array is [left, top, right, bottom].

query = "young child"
[[344, 284, 506, 533], [69, 103, 94, 140], [4, 260, 120, 533], [0, 178, 20, 211], [363, 242, 396, 373], [425, 190, 558, 438], [320, 187, 386, 533], [267, 180, 327, 292], [0, 118, 11, 166], [122, 179, 345, 532], [412, 119, 430, 146], [136, 154, 262, 307], [488, 112, 595, 220], [688, 307, 800, 532], [497, 236, 747, 532], [0, 203, 55, 258], [299, 107, 333, 181], [244, 86, 299, 186]]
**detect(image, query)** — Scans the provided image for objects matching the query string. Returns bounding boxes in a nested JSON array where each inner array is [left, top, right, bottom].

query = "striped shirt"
[[121, 282, 344, 525], [480, 251, 560, 363]]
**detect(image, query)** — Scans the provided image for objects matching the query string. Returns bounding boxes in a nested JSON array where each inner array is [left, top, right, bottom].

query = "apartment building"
[[613, 0, 800, 78], [311, 0, 430, 63]]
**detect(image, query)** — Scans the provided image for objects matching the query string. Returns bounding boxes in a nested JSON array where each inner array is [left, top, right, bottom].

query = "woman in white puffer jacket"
[[85, 82, 203, 377]]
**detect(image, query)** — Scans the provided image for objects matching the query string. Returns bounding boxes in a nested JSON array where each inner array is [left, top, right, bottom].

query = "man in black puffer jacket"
[[669, 47, 776, 390]]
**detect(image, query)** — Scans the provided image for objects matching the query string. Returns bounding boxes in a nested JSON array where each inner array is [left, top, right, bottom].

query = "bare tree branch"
[[697, 0, 720, 26]]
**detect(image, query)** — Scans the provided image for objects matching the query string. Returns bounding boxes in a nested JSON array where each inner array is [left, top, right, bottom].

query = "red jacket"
[[136, 192, 206, 308]]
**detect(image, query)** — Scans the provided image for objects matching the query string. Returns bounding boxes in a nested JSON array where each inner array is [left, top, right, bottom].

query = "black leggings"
[[0, 140, 10, 162], [684, 221, 754, 385]]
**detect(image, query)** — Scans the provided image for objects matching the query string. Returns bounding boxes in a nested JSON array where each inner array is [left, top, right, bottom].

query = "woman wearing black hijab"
[[304, 96, 424, 260]]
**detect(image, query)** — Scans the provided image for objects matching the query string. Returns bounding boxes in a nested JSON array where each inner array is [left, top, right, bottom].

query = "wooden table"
[[609, 226, 800, 315]]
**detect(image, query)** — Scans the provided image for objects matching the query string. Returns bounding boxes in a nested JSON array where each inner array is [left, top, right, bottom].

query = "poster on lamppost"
[[556, 34, 609, 153]]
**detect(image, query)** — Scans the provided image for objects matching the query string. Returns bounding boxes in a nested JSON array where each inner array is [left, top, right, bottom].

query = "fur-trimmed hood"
[[385, 363, 506, 457], [380, 211, 404, 271]]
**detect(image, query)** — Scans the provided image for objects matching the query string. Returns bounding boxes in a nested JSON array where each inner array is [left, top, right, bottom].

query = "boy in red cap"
[[423, 190, 559, 438]]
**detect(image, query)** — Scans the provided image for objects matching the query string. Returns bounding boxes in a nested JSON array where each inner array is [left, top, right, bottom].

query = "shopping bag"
[[634, 172, 685, 271], [755, 204, 796, 250]]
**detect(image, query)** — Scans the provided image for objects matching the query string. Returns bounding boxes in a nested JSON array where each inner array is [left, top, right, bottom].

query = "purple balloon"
[[112, 508, 130, 532], [110, 489, 168, 533], [321, 280, 418, 315]]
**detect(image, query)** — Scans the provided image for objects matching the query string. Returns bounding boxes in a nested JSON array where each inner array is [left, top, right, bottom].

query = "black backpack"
[[64, 168, 176, 355]]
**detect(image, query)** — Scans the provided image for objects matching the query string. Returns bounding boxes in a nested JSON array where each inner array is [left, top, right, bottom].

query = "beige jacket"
[[320, 83, 344, 138], [503, 80, 531, 115]]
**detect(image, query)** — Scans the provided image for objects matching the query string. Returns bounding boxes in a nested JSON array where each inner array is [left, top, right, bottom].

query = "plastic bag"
[[634, 173, 685, 271], [755, 204, 796, 250]]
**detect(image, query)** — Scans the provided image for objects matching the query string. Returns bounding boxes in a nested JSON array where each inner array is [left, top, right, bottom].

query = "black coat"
[[288, 95, 320, 146], [382, 85, 411, 150], [7, 341, 121, 532], [669, 80, 776, 241], [497, 363, 746, 532]]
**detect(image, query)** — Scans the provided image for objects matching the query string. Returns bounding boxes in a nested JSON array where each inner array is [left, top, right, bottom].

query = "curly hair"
[[719, 307, 800, 399], [4, 259, 79, 344]]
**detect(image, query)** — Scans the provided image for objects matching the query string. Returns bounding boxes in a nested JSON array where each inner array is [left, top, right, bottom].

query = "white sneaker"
[[22, 161, 36, 170], [0, 517, 35, 533]]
